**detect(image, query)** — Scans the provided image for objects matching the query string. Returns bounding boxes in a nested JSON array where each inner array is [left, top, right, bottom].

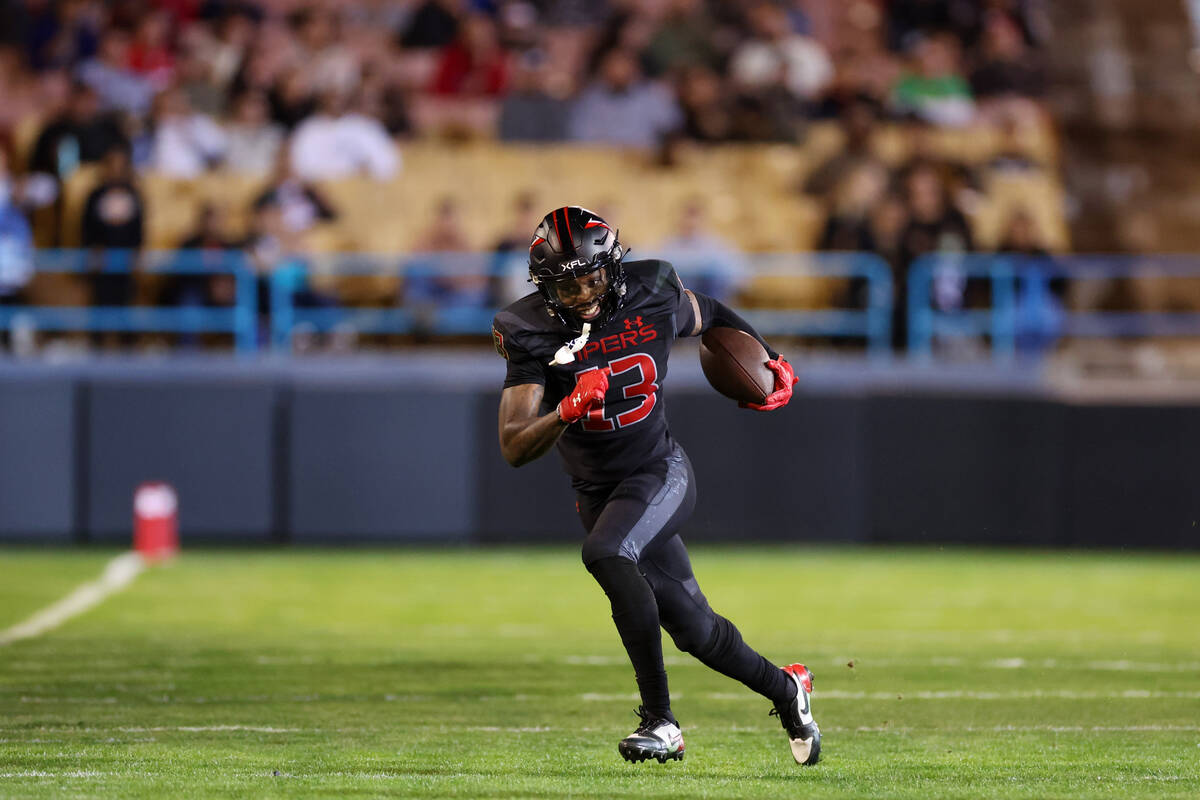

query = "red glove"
[[558, 367, 610, 423], [740, 357, 797, 412]]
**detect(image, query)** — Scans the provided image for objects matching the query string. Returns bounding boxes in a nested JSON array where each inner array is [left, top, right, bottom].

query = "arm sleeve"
[[493, 321, 546, 389], [688, 290, 779, 360]]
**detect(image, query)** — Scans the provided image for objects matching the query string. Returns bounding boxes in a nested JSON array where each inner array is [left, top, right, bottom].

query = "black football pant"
[[576, 444, 792, 723]]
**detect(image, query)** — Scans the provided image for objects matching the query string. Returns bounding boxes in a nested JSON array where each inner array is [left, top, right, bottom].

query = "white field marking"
[[561, 654, 1200, 672], [18, 697, 118, 704], [122, 725, 301, 733], [564, 655, 692, 666], [581, 692, 654, 702], [644, 689, 1200, 702], [465, 726, 555, 733], [0, 771, 114, 779], [0, 552, 144, 647]]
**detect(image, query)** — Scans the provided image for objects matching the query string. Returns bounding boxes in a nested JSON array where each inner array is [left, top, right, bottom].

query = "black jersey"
[[493, 259, 698, 486]]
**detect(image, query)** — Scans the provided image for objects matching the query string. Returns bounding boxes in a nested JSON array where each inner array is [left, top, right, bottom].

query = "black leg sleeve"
[[643, 537, 793, 707], [693, 615, 793, 707], [586, 555, 674, 723]]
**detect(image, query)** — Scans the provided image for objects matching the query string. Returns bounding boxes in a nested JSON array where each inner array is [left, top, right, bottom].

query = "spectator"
[[729, 2, 833, 102], [174, 39, 226, 116], [77, 27, 155, 115], [568, 49, 681, 149], [416, 195, 470, 252], [490, 189, 536, 254], [147, 87, 228, 177], [0, 44, 48, 136], [223, 90, 284, 174], [985, 116, 1041, 173], [886, 0, 982, 52], [254, 149, 338, 236], [728, 72, 808, 142], [22, 0, 102, 72], [970, 13, 1043, 100], [289, 90, 400, 181], [891, 33, 975, 127], [29, 82, 127, 182], [657, 199, 744, 300], [997, 209, 1063, 354], [898, 160, 973, 270], [488, 189, 537, 306], [815, 36, 899, 119], [208, 9, 258, 94], [406, 196, 486, 335], [292, 6, 360, 98], [897, 160, 974, 339], [186, 9, 258, 114], [819, 161, 890, 251], [869, 191, 911, 349], [242, 199, 339, 351], [675, 66, 734, 143], [642, 0, 723, 78], [803, 98, 887, 197], [82, 143, 144, 309], [399, 0, 461, 49], [431, 13, 509, 97], [0, 148, 34, 309], [127, 11, 175, 90], [269, 68, 317, 132], [162, 202, 243, 315], [357, 66, 414, 137], [498, 52, 572, 141], [870, 191, 910, 274]]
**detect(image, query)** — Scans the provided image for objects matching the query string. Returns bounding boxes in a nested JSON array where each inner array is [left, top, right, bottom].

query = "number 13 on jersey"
[[576, 353, 659, 432]]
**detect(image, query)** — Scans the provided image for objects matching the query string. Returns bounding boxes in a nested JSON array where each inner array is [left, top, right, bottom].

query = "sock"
[[586, 556, 674, 723], [694, 614, 793, 707]]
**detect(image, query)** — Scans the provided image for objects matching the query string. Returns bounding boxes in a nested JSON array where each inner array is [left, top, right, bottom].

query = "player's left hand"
[[740, 357, 797, 412]]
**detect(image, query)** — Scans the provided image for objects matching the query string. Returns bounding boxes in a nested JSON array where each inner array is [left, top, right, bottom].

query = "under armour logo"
[[624, 316, 643, 330]]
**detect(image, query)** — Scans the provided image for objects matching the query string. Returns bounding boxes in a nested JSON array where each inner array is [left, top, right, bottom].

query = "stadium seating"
[[39, 121, 1065, 256]]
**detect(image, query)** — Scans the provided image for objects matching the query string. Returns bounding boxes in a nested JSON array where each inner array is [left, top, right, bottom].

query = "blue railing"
[[908, 254, 1200, 361], [270, 251, 895, 356], [268, 253, 501, 350], [5, 249, 895, 355], [1, 249, 258, 353]]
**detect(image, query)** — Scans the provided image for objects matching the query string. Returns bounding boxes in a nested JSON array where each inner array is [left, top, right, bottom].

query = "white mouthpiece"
[[550, 322, 592, 365]]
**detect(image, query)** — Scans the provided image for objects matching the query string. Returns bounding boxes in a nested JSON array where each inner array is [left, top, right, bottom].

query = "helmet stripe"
[[551, 209, 564, 253], [559, 207, 575, 255]]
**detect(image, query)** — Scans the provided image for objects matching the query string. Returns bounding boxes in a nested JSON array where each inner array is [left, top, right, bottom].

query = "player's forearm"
[[689, 291, 779, 359], [500, 411, 568, 467]]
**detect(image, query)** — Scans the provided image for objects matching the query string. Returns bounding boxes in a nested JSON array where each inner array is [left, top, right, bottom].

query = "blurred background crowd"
[[2, 0, 1194, 359]]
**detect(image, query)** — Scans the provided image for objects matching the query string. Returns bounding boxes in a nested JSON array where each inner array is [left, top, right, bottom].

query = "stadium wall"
[[0, 358, 1196, 549]]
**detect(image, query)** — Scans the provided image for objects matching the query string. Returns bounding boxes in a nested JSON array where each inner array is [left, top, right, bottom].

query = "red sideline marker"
[[133, 482, 179, 561]]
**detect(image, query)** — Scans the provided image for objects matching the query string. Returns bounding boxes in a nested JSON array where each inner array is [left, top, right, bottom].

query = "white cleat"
[[771, 663, 821, 765], [618, 706, 685, 764]]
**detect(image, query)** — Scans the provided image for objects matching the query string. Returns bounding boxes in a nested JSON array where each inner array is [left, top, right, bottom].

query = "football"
[[699, 327, 774, 404]]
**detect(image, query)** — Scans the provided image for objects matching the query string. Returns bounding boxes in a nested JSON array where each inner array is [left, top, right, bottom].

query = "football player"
[[492, 207, 819, 766]]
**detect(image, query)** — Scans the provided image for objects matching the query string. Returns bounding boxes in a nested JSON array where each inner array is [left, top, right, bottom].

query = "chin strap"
[[549, 322, 592, 365]]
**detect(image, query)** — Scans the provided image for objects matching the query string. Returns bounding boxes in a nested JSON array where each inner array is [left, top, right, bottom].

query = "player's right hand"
[[557, 367, 610, 424]]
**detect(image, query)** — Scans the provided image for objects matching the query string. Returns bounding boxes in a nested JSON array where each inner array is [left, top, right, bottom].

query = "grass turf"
[[0, 546, 1198, 799]]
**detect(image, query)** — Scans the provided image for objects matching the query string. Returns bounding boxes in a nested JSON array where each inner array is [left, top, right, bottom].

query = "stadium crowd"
[[0, 0, 1057, 351]]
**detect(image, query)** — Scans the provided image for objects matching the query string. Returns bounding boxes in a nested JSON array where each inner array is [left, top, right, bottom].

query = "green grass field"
[[1, 546, 1198, 799]]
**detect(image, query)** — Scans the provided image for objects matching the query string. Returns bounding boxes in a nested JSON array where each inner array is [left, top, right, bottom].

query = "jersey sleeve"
[[631, 259, 697, 337], [493, 316, 547, 389]]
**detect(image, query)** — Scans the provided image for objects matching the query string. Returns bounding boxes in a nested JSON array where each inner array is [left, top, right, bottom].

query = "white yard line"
[[0, 552, 145, 647]]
